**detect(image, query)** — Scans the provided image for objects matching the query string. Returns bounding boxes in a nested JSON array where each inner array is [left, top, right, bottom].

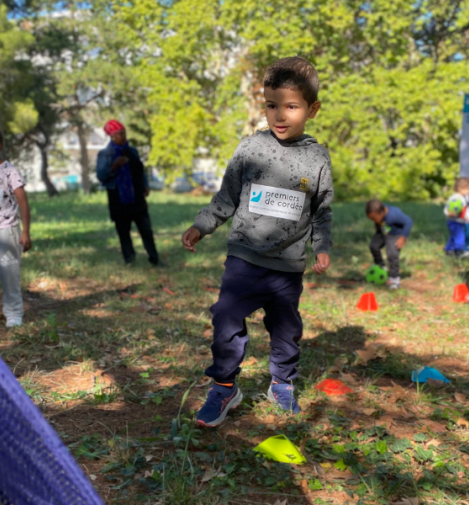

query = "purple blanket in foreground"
[[0, 357, 104, 505]]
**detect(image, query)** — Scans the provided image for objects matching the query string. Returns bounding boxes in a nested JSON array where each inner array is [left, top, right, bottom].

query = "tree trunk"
[[37, 143, 59, 197], [77, 122, 90, 194]]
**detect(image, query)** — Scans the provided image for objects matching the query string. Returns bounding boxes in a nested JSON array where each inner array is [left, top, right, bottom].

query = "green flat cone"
[[253, 434, 306, 464]]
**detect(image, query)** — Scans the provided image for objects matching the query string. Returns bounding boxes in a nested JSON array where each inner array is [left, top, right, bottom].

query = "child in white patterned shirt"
[[0, 132, 32, 327]]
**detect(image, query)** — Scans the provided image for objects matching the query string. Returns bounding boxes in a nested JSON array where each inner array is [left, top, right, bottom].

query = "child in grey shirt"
[[182, 57, 333, 427]]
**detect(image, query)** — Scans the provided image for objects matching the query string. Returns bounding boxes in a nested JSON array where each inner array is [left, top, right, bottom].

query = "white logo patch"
[[249, 184, 306, 222]]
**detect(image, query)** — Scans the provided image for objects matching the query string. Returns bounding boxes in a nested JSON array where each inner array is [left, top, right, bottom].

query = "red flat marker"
[[314, 379, 353, 396]]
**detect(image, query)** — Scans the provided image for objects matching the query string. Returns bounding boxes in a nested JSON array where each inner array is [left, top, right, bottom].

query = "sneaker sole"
[[267, 386, 301, 414], [196, 388, 243, 428]]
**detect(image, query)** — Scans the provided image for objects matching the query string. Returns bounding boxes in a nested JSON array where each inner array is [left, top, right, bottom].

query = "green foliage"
[[3, 0, 469, 199], [103, 0, 469, 199], [0, 5, 36, 136]]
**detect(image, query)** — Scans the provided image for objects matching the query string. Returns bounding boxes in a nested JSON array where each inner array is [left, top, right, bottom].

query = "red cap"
[[104, 120, 125, 136]]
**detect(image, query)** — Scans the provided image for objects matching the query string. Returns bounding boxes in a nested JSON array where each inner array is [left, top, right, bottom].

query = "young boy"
[[0, 132, 32, 327], [444, 178, 469, 257], [366, 200, 412, 290], [182, 57, 333, 427]]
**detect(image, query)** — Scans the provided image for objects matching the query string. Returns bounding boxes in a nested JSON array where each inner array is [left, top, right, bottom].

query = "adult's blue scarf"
[[111, 141, 135, 205]]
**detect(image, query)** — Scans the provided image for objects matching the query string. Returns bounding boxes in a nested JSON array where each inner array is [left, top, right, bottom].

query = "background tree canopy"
[[1, 0, 469, 200]]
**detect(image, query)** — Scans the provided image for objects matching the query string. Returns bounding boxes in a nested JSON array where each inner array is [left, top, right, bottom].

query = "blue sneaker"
[[196, 383, 243, 427], [267, 382, 301, 414]]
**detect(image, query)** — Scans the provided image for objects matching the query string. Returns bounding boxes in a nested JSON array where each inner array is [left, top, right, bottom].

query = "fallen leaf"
[[266, 424, 276, 431], [202, 329, 212, 339], [390, 381, 409, 396], [264, 415, 276, 424], [427, 378, 447, 389], [234, 421, 241, 428], [300, 480, 315, 504], [340, 373, 358, 385], [392, 498, 420, 505], [145, 455, 154, 462], [362, 408, 377, 416], [195, 377, 212, 388], [89, 474, 97, 481], [243, 356, 258, 366], [377, 415, 395, 429], [328, 365, 341, 373], [163, 287, 176, 295], [144, 470, 154, 478], [407, 405, 420, 415], [425, 438, 441, 449], [146, 328, 156, 336], [201, 467, 227, 483], [164, 303, 174, 310], [422, 419, 446, 433], [457, 418, 469, 428], [355, 349, 377, 365], [455, 393, 466, 403], [29, 357, 42, 364]]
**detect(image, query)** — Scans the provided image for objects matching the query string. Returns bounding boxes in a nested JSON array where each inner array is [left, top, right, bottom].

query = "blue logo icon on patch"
[[251, 191, 262, 202]]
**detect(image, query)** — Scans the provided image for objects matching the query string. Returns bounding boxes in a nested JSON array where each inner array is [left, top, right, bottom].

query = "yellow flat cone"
[[253, 435, 306, 464]]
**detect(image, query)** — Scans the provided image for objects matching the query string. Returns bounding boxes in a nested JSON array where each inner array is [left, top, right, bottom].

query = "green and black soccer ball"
[[448, 200, 464, 215], [365, 265, 388, 285]]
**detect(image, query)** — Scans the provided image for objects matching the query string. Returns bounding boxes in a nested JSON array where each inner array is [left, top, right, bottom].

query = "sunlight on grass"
[[1, 192, 469, 504]]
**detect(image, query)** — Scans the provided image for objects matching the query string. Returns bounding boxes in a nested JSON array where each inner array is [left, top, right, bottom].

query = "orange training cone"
[[356, 292, 378, 311], [314, 379, 353, 396], [453, 284, 469, 303]]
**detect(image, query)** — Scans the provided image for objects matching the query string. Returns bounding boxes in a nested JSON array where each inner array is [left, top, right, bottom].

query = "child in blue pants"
[[444, 178, 469, 257], [182, 57, 334, 427]]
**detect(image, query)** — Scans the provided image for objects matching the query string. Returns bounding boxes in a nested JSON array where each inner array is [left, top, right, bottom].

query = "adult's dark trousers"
[[445, 221, 466, 252], [370, 232, 400, 278], [114, 209, 158, 264], [205, 256, 304, 383]]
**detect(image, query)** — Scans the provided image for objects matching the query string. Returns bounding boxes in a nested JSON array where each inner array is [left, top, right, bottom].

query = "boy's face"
[[264, 87, 320, 141], [367, 211, 386, 225], [459, 187, 469, 197]]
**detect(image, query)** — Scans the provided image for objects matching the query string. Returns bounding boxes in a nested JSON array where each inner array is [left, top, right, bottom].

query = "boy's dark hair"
[[455, 177, 469, 192], [263, 57, 319, 105], [366, 199, 385, 215]]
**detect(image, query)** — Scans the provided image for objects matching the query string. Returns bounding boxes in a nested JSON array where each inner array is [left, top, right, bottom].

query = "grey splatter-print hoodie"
[[193, 130, 334, 272]]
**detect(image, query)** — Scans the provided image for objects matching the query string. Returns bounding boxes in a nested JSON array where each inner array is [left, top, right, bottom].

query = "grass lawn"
[[2, 191, 469, 505]]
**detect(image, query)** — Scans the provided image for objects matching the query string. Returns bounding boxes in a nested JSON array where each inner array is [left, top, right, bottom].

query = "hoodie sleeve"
[[193, 140, 246, 238], [311, 152, 334, 256]]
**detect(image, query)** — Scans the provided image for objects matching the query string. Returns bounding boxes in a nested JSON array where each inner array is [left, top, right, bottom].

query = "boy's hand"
[[182, 226, 201, 252], [312, 253, 330, 275], [395, 236, 406, 249], [20, 231, 32, 252]]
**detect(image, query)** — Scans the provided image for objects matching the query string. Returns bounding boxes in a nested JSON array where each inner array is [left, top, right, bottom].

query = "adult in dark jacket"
[[97, 120, 159, 265]]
